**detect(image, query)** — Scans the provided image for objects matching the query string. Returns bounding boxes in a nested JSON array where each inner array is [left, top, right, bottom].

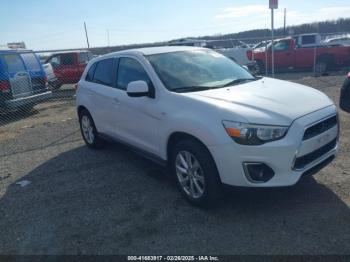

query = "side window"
[[302, 35, 316, 45], [117, 58, 151, 91], [274, 41, 289, 51], [85, 63, 97, 82], [48, 56, 61, 68], [92, 58, 115, 87], [61, 54, 74, 65], [3, 54, 26, 73], [20, 53, 41, 71]]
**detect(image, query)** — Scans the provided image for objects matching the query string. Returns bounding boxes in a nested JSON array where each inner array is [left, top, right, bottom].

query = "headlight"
[[222, 121, 289, 145]]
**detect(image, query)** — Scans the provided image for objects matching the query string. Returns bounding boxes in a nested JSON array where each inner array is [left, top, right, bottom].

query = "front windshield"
[[146, 50, 255, 92]]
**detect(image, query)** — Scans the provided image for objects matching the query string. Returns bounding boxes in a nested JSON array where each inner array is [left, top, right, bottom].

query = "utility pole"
[[283, 8, 287, 36], [271, 8, 275, 78], [269, 0, 278, 78], [84, 22, 90, 49], [107, 29, 110, 46]]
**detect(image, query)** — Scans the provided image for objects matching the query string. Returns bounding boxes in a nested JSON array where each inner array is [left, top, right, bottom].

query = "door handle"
[[113, 97, 120, 104]]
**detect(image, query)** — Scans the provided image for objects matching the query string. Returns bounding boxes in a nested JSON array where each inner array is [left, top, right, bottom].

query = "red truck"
[[45, 51, 93, 88], [251, 38, 350, 74]]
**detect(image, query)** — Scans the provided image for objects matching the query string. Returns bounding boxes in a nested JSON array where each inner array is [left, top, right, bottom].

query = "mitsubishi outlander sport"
[[76, 46, 339, 206]]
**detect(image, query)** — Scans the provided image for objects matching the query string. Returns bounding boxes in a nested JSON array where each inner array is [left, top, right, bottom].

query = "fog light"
[[243, 163, 275, 183]]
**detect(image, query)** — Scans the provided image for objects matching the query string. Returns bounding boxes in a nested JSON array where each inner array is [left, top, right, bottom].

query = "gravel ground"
[[0, 75, 349, 255]]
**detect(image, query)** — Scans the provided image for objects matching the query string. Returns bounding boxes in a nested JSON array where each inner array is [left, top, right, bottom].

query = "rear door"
[[84, 58, 118, 135], [20, 52, 46, 93], [3, 54, 32, 98]]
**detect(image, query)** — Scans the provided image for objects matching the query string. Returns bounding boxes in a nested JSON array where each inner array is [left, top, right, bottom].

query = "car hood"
[[185, 77, 334, 126]]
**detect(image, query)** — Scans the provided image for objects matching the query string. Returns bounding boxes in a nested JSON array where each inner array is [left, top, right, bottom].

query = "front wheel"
[[171, 139, 222, 207]]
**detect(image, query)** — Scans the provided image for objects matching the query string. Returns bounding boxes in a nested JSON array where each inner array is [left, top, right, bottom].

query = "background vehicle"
[[325, 35, 350, 46], [76, 47, 338, 207], [0, 49, 51, 112], [215, 46, 256, 70], [293, 33, 323, 48], [169, 39, 256, 70], [42, 63, 60, 89], [252, 37, 350, 74], [45, 50, 93, 88], [340, 72, 350, 112]]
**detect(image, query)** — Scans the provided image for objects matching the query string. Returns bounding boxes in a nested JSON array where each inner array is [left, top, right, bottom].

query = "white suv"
[[76, 46, 339, 206]]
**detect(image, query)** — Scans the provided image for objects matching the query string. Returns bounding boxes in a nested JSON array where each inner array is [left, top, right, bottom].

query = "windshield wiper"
[[221, 78, 258, 88], [171, 86, 215, 93]]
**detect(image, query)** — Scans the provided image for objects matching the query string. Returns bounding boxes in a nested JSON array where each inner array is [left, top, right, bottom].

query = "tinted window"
[[117, 58, 151, 91], [274, 41, 289, 51], [93, 59, 115, 86], [3, 54, 26, 73], [302, 35, 316, 45], [86, 63, 97, 82], [61, 54, 74, 65], [21, 53, 41, 71]]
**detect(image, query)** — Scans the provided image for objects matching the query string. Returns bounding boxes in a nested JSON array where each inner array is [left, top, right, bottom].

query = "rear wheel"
[[79, 109, 103, 149], [171, 139, 222, 207], [315, 60, 328, 75]]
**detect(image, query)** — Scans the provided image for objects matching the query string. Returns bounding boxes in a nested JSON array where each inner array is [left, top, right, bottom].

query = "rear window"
[[61, 54, 74, 65], [92, 59, 115, 86], [3, 54, 26, 73], [20, 53, 42, 71]]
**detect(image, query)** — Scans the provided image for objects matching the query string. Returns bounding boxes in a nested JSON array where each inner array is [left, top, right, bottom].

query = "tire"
[[171, 139, 222, 207], [255, 60, 265, 75], [315, 60, 328, 75], [79, 109, 103, 149]]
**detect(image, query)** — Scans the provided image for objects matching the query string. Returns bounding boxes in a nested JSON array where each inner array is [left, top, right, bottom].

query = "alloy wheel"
[[175, 151, 205, 199]]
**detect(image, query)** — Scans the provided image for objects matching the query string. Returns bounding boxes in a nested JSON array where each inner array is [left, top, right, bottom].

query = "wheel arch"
[[166, 131, 223, 184], [166, 132, 212, 162]]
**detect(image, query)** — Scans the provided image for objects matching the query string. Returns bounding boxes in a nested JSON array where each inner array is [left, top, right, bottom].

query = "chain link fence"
[[0, 32, 349, 133]]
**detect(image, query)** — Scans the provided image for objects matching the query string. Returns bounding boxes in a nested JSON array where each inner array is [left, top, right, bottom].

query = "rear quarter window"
[[85, 63, 97, 82], [3, 54, 26, 73], [20, 53, 42, 71]]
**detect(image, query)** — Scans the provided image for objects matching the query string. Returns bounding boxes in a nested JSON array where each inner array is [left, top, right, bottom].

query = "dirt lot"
[[0, 74, 349, 255]]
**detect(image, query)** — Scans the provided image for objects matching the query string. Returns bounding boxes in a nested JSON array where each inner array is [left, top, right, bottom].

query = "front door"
[[113, 57, 160, 156], [269, 40, 294, 70]]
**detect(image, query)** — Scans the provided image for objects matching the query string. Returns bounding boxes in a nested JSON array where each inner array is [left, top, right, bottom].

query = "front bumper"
[[208, 105, 339, 187], [4, 91, 52, 110]]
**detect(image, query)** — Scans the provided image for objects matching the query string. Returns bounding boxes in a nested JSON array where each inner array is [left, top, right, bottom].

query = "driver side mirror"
[[126, 81, 154, 98]]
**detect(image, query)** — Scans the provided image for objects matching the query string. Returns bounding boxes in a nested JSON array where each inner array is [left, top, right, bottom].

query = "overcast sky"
[[1, 0, 349, 50]]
